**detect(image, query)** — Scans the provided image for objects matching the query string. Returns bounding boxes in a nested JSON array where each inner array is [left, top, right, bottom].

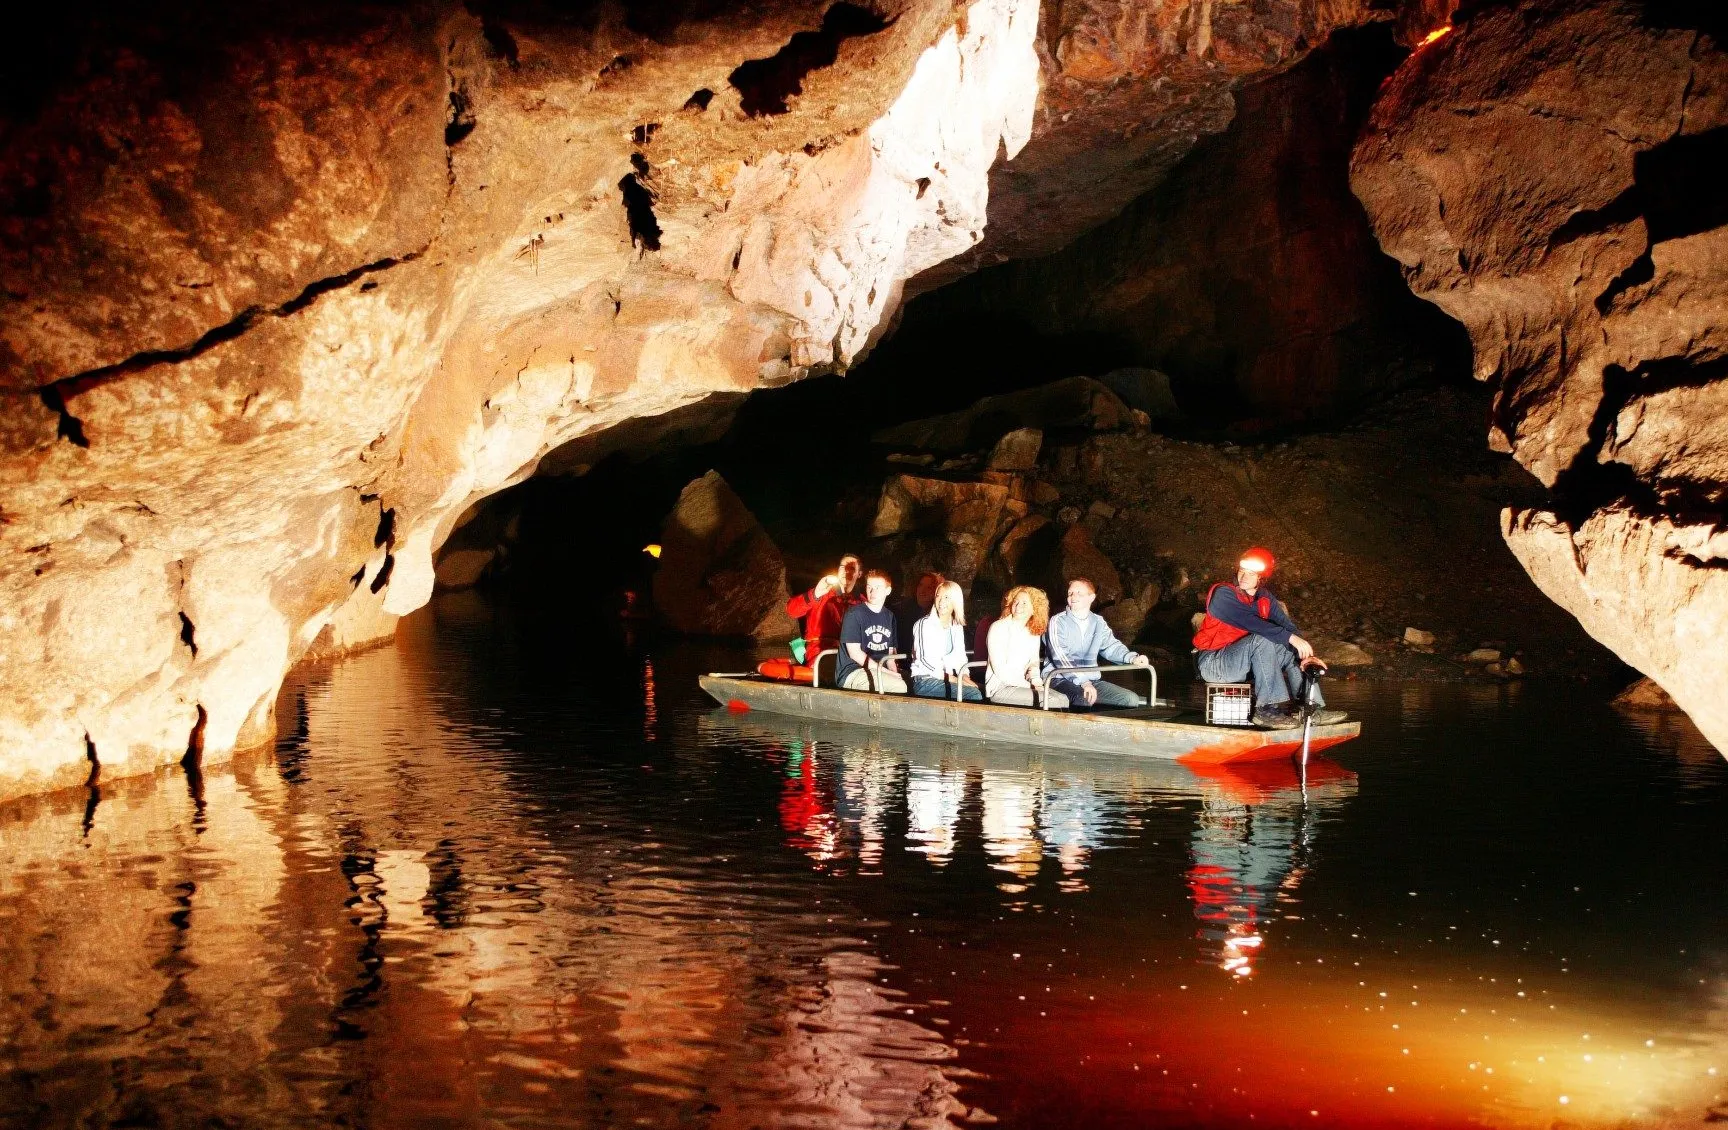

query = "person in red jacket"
[[786, 553, 862, 662], [1193, 547, 1346, 728]]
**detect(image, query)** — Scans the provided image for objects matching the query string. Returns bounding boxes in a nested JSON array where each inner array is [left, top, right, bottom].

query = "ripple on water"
[[2, 608, 1726, 1129]]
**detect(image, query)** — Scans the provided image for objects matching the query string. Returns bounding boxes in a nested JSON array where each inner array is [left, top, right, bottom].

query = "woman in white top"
[[910, 581, 983, 701], [986, 586, 1069, 709]]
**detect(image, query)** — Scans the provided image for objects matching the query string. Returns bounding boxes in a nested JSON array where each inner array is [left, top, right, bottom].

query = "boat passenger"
[[835, 570, 908, 693], [1192, 547, 1347, 728], [786, 553, 862, 664], [1045, 577, 1151, 709], [985, 585, 1068, 709], [895, 571, 945, 657], [910, 581, 982, 701]]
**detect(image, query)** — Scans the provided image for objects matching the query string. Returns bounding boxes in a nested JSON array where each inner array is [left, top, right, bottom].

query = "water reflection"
[[705, 712, 1356, 975], [3, 606, 1727, 1129]]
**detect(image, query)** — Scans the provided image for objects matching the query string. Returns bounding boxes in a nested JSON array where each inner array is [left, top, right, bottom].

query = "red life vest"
[[1192, 582, 1272, 651]]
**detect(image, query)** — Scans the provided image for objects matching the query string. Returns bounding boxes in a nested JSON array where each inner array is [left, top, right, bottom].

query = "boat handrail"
[[811, 649, 838, 689], [1040, 664, 1157, 711], [950, 660, 989, 702], [869, 652, 909, 694]]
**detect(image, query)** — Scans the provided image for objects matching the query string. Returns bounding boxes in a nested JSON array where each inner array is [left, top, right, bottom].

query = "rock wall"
[[1352, 0, 1728, 752], [0, 0, 1043, 800]]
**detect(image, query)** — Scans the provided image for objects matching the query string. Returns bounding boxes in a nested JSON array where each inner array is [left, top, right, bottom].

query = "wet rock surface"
[[654, 471, 795, 641], [1352, 0, 1728, 749]]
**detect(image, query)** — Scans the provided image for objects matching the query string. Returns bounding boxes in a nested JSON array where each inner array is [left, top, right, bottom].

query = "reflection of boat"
[[702, 710, 1357, 974], [699, 674, 1359, 765]]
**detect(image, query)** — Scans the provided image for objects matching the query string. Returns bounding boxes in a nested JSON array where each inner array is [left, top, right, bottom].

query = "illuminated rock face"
[[0, 0, 1041, 800], [1352, 0, 1728, 752]]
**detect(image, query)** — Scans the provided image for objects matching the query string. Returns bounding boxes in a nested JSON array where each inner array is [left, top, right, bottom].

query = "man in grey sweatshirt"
[[1044, 578, 1152, 708]]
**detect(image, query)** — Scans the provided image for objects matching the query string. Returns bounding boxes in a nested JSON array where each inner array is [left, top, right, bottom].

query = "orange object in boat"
[[756, 659, 815, 684]]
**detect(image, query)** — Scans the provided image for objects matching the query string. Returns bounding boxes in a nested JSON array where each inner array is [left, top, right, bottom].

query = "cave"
[[2, 0, 1727, 1125]]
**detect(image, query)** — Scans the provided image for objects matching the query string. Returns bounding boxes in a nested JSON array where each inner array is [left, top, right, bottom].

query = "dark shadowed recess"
[[892, 24, 1472, 431], [729, 2, 892, 116]]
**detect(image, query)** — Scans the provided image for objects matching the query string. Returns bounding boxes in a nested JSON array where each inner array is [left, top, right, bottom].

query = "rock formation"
[[0, 0, 1044, 799], [653, 471, 797, 640], [1352, 0, 1728, 751], [885, 25, 1467, 425]]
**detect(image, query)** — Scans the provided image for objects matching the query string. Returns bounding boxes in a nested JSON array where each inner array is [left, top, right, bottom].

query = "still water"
[[3, 597, 1726, 1129]]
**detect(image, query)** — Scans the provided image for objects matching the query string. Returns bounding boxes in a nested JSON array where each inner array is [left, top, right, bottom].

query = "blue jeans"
[[1049, 677, 1144, 709], [1196, 634, 1323, 709], [911, 675, 982, 702]]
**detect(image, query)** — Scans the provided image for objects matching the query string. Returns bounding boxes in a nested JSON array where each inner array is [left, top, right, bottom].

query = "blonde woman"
[[986, 586, 1068, 709], [910, 581, 982, 701]]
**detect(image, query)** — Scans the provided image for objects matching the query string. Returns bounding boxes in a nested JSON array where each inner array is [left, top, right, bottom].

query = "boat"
[[699, 660, 1359, 766]]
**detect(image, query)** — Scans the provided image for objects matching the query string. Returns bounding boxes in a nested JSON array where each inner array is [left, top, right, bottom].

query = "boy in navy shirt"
[[836, 570, 907, 693]]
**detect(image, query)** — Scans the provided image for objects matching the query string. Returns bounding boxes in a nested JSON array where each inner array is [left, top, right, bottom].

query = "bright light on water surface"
[[1, 599, 1725, 1128]]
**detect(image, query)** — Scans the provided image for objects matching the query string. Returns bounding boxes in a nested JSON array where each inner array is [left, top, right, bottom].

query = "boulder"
[[1403, 627, 1435, 648], [1055, 525, 1122, 606], [1613, 677, 1679, 712], [1096, 368, 1184, 422], [869, 475, 1012, 541], [1102, 580, 1161, 644], [434, 548, 496, 590], [871, 377, 1132, 453], [1314, 638, 1374, 667], [988, 427, 1043, 471], [653, 472, 797, 641], [1464, 648, 1502, 664]]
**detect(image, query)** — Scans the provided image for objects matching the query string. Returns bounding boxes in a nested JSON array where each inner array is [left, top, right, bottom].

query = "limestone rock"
[[1096, 368, 1184, 422], [1314, 638, 1375, 667], [1353, 0, 1728, 753], [1613, 677, 1679, 713], [0, 0, 1047, 799], [1504, 506, 1728, 751], [1055, 525, 1122, 606], [1403, 627, 1435, 648], [653, 472, 796, 641], [1103, 580, 1162, 645], [871, 377, 1131, 453], [1464, 648, 1502, 664], [987, 513, 1054, 582], [434, 549, 496, 590], [988, 427, 1043, 471], [869, 475, 1012, 541]]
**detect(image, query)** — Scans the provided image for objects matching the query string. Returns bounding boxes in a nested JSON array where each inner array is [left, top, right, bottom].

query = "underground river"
[[3, 596, 1725, 1129]]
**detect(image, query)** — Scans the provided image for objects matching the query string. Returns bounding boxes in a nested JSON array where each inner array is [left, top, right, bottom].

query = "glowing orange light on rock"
[[1417, 24, 1452, 49], [643, 543, 662, 558]]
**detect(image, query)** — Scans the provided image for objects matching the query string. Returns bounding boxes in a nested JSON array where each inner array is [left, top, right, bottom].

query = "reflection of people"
[[1187, 791, 1305, 977], [836, 571, 907, 692], [1045, 578, 1150, 708], [777, 740, 837, 861], [911, 582, 981, 701], [986, 586, 1067, 708], [786, 554, 862, 661], [1192, 547, 1346, 728]]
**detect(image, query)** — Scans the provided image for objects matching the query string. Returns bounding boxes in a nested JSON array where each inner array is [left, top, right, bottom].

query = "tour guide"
[[1193, 547, 1347, 728], [835, 570, 908, 693]]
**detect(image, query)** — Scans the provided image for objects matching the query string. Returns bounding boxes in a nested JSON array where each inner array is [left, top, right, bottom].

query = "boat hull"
[[699, 675, 1359, 765]]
